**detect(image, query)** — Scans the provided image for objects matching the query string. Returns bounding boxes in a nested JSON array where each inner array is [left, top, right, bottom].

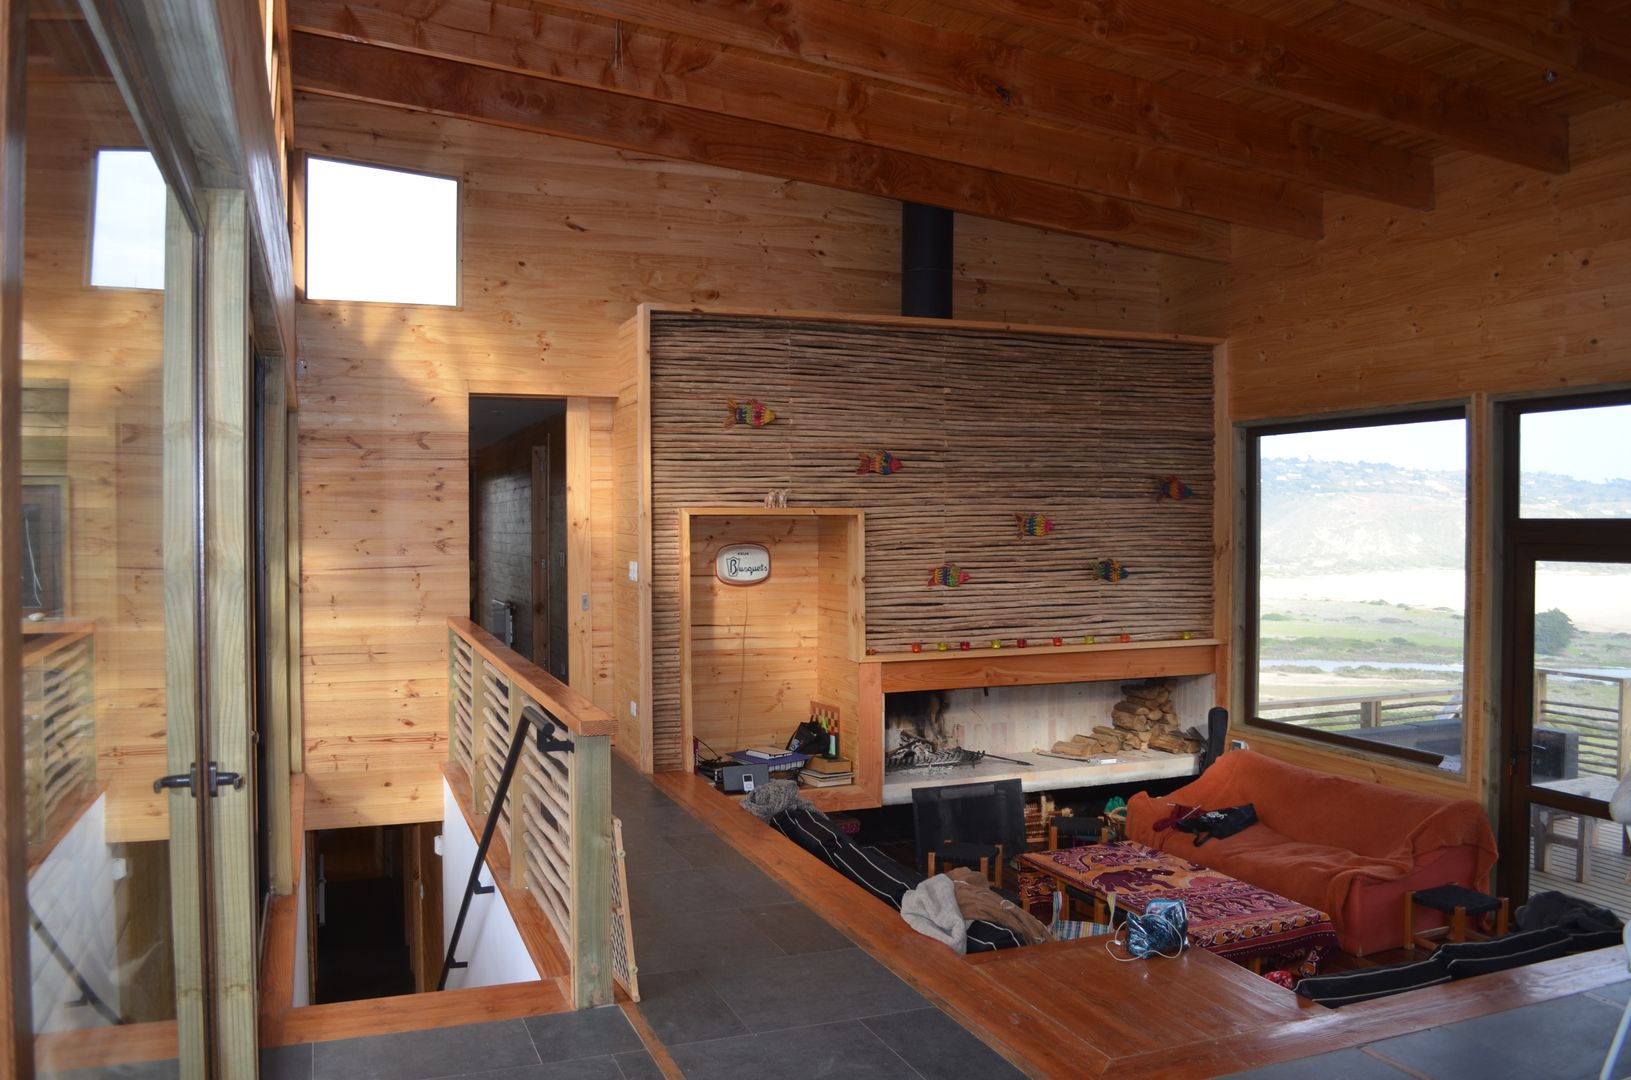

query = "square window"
[[90, 149, 167, 290], [1249, 412, 1469, 770], [304, 157, 459, 306]]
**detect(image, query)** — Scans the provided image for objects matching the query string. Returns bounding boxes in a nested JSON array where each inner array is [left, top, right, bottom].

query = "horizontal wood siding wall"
[[293, 95, 1171, 803], [648, 313, 1215, 770], [1164, 100, 1631, 803]]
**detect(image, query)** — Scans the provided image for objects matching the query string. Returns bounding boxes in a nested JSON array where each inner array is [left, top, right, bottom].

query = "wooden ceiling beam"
[[288, 0, 1321, 237], [1340, 0, 1631, 99], [531, 0, 1431, 210], [289, 32, 1233, 261], [928, 0, 1569, 173]]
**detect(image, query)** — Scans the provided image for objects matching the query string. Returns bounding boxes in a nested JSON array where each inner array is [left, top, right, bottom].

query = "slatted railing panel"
[[447, 616, 618, 1008], [519, 747, 573, 949], [609, 817, 639, 1001], [23, 632, 96, 843], [449, 631, 475, 777]]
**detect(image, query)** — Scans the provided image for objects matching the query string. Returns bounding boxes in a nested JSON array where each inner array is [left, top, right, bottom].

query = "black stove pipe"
[[901, 202, 953, 319]]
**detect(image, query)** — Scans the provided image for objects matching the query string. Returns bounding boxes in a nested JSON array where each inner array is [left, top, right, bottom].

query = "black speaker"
[[1202, 707, 1229, 771], [721, 763, 770, 794]]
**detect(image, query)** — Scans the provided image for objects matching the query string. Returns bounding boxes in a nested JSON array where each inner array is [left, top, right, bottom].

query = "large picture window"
[[303, 156, 459, 306], [1247, 409, 1469, 770]]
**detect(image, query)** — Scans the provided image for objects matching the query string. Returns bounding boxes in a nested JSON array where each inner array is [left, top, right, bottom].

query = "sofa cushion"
[[1295, 958, 1452, 1008], [1435, 927, 1573, 977]]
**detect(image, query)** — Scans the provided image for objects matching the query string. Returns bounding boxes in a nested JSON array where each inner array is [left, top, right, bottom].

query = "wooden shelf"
[[864, 637, 1220, 663], [881, 750, 1199, 806]]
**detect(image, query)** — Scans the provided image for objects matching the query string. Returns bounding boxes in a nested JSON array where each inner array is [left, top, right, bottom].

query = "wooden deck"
[[1531, 812, 1631, 920], [656, 771, 1631, 1078]]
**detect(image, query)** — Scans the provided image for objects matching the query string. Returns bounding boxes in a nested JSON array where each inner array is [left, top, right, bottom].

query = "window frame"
[[298, 153, 464, 309], [1241, 405, 1473, 769]]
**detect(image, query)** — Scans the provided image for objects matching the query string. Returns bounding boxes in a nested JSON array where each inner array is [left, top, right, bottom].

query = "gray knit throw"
[[739, 778, 813, 821]]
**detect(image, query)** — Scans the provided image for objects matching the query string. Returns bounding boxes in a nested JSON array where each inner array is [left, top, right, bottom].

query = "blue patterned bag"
[[1123, 897, 1188, 959]]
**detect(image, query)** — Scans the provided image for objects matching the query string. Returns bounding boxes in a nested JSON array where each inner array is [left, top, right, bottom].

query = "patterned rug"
[[1021, 841, 1336, 967]]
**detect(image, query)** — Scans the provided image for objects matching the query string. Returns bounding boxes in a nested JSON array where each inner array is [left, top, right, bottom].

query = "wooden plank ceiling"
[[288, 0, 1631, 260]]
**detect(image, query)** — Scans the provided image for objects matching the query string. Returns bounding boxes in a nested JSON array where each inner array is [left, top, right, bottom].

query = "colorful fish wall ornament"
[[1155, 475, 1195, 501], [857, 450, 906, 475], [1015, 512, 1056, 538], [723, 398, 777, 428], [927, 563, 971, 588], [1091, 559, 1130, 582]]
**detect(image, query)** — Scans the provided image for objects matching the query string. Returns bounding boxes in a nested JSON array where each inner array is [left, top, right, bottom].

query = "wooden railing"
[[22, 623, 97, 846], [1258, 685, 1459, 733], [1262, 666, 1631, 777], [446, 617, 630, 1007]]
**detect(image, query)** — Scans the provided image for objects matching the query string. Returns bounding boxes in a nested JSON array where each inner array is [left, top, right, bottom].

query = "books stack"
[[799, 756, 853, 788], [729, 746, 810, 776]]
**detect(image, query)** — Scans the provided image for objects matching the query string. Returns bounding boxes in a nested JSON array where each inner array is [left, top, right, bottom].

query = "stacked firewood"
[[1048, 679, 1206, 758]]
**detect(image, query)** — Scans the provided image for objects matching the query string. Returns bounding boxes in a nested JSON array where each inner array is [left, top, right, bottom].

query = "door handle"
[[152, 762, 246, 797]]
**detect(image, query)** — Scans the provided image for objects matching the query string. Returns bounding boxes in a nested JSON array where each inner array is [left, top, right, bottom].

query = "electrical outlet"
[[628, 560, 639, 582], [581, 592, 589, 611], [629, 701, 638, 718]]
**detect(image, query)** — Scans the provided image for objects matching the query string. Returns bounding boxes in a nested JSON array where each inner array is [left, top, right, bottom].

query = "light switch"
[[628, 561, 639, 581]]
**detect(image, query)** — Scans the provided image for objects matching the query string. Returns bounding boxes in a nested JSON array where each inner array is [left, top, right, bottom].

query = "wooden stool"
[[1404, 884, 1509, 953], [926, 841, 1004, 888]]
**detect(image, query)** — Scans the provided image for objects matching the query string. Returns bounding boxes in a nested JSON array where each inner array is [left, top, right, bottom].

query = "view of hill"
[[1260, 459, 1631, 574]]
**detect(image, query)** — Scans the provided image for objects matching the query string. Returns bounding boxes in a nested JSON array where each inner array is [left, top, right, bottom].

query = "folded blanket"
[[901, 873, 967, 953]]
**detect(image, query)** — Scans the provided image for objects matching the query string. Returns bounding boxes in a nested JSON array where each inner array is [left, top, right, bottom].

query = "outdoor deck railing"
[[446, 616, 637, 1007], [1261, 667, 1631, 778], [22, 623, 96, 845]]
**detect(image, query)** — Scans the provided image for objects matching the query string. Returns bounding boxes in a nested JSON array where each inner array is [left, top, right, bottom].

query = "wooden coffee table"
[[1021, 840, 1337, 971]]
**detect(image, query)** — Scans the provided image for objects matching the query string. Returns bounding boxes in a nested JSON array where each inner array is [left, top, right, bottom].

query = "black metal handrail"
[[437, 707, 574, 991]]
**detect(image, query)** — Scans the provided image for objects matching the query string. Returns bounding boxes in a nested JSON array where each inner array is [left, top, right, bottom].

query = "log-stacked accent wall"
[[647, 312, 1216, 770]]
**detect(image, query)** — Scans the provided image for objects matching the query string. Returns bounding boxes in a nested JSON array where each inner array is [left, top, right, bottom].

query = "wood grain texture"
[[657, 767, 1631, 1078], [21, 79, 172, 844], [531, 0, 1433, 209], [263, 355, 294, 895], [294, 91, 1179, 804], [1339, 0, 1631, 99], [645, 312, 1215, 769], [1167, 101, 1631, 804], [289, 0, 1323, 237], [202, 187, 258, 1076], [290, 32, 1233, 261], [266, 979, 571, 1046], [932, 0, 1569, 172]]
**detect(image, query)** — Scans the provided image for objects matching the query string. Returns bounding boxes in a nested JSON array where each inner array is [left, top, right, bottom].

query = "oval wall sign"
[[716, 543, 771, 585]]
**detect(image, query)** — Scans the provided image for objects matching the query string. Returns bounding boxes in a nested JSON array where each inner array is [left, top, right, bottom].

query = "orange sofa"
[[1126, 750, 1498, 956]]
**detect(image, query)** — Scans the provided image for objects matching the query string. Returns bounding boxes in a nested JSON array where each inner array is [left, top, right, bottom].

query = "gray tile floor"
[[607, 756, 1026, 1080], [59, 759, 1631, 1079], [1225, 977, 1631, 1080]]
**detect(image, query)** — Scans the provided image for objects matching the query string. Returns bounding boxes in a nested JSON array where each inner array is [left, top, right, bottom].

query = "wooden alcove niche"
[[678, 507, 873, 809]]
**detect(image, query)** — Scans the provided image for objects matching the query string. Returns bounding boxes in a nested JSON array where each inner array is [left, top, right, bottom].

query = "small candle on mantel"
[[1052, 637, 1063, 647], [1119, 633, 1131, 643], [911, 642, 923, 653]]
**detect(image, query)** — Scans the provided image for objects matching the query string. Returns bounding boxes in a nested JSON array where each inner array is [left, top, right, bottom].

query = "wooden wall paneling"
[[19, 81, 171, 844], [294, 92, 1179, 809], [612, 313, 653, 771], [566, 398, 593, 693], [1166, 101, 1631, 803], [202, 187, 258, 1076], [287, 407, 303, 772], [586, 397, 616, 717], [0, 0, 28, 1067], [646, 311, 1216, 770], [262, 353, 294, 896], [817, 515, 863, 777]]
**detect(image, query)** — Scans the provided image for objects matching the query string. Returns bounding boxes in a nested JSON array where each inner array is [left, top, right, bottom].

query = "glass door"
[[1505, 555, 1631, 915], [1499, 395, 1631, 917]]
